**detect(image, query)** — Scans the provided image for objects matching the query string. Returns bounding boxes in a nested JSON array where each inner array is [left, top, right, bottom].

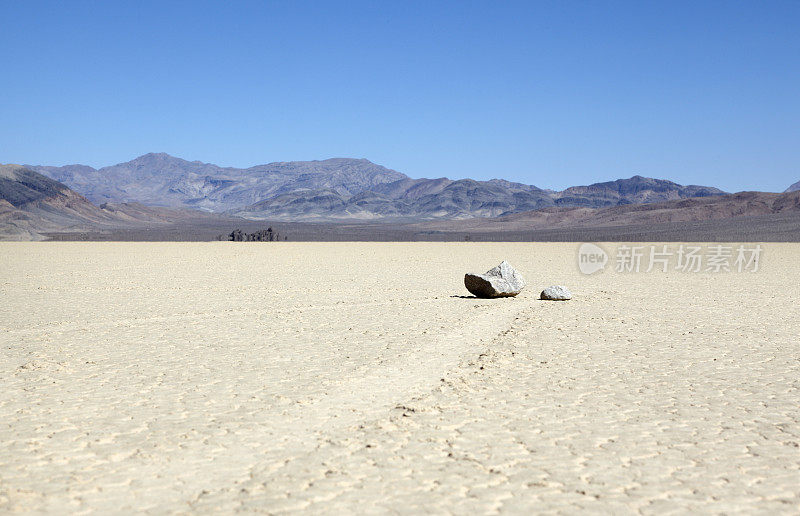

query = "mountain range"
[[421, 190, 800, 232], [29, 153, 728, 221], [0, 164, 230, 240], [0, 164, 114, 239], [5, 153, 799, 240], [29, 154, 406, 212]]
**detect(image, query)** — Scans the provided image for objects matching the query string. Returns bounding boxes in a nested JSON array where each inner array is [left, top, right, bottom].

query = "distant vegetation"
[[223, 227, 285, 241]]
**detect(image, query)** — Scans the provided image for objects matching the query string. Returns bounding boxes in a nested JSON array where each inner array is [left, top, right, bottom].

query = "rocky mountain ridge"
[[31, 154, 727, 221], [0, 164, 234, 240], [235, 175, 725, 221], [30, 153, 406, 212]]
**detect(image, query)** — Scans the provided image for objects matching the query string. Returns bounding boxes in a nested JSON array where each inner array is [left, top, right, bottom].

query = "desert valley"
[[4, 1, 800, 513], [3, 153, 800, 513]]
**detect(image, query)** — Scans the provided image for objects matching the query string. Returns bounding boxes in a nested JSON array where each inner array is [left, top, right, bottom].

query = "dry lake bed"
[[1, 242, 799, 513]]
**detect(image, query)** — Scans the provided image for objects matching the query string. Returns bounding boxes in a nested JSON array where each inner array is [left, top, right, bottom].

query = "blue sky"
[[1, 1, 798, 192]]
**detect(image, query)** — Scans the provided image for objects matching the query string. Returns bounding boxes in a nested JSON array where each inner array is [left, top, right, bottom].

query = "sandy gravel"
[[1, 242, 799, 513]]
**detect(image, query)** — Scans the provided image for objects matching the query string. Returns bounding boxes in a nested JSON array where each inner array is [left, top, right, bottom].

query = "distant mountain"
[[553, 176, 724, 207], [235, 175, 725, 221], [235, 179, 556, 221], [6, 159, 791, 241], [0, 164, 235, 240], [0, 164, 118, 239], [29, 153, 406, 212], [419, 190, 800, 233], [30, 153, 726, 221], [786, 181, 800, 193]]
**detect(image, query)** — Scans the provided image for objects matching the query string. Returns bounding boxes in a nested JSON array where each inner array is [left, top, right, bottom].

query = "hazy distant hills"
[[0, 164, 234, 240], [420, 190, 800, 233], [552, 176, 723, 207], [786, 181, 800, 193], [30, 153, 406, 212], [6, 157, 800, 241], [0, 164, 115, 239], [30, 152, 727, 221], [236, 175, 725, 221], [237, 179, 555, 220]]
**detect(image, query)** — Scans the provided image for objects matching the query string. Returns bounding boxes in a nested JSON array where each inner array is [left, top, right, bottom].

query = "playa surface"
[[1, 242, 799, 513]]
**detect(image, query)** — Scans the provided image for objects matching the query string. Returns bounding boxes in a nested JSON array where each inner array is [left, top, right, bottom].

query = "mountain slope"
[[786, 181, 800, 193], [31, 153, 727, 221], [554, 175, 724, 207], [30, 154, 407, 211], [0, 164, 242, 240], [418, 190, 800, 233], [235, 175, 725, 221], [0, 164, 121, 239], [234, 179, 557, 221]]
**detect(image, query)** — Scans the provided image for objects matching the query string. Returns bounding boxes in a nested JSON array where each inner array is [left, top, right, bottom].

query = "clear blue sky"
[[1, 1, 798, 192]]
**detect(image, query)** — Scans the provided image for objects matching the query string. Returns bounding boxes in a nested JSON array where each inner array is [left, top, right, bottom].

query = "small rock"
[[464, 261, 525, 298], [540, 285, 572, 301]]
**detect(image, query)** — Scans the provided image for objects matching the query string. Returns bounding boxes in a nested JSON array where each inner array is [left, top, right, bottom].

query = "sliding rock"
[[464, 261, 525, 298]]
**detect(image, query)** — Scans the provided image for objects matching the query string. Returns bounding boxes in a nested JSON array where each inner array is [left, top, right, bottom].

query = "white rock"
[[464, 261, 525, 298], [540, 285, 572, 301]]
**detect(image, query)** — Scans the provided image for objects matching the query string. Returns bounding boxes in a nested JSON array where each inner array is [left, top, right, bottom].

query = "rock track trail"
[[194, 290, 800, 514], [2, 242, 799, 513]]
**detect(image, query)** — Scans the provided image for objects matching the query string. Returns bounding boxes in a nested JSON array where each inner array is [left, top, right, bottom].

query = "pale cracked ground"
[[1, 242, 799, 514]]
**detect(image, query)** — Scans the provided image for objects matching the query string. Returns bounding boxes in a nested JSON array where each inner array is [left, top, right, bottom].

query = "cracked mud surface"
[[2, 242, 799, 513]]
